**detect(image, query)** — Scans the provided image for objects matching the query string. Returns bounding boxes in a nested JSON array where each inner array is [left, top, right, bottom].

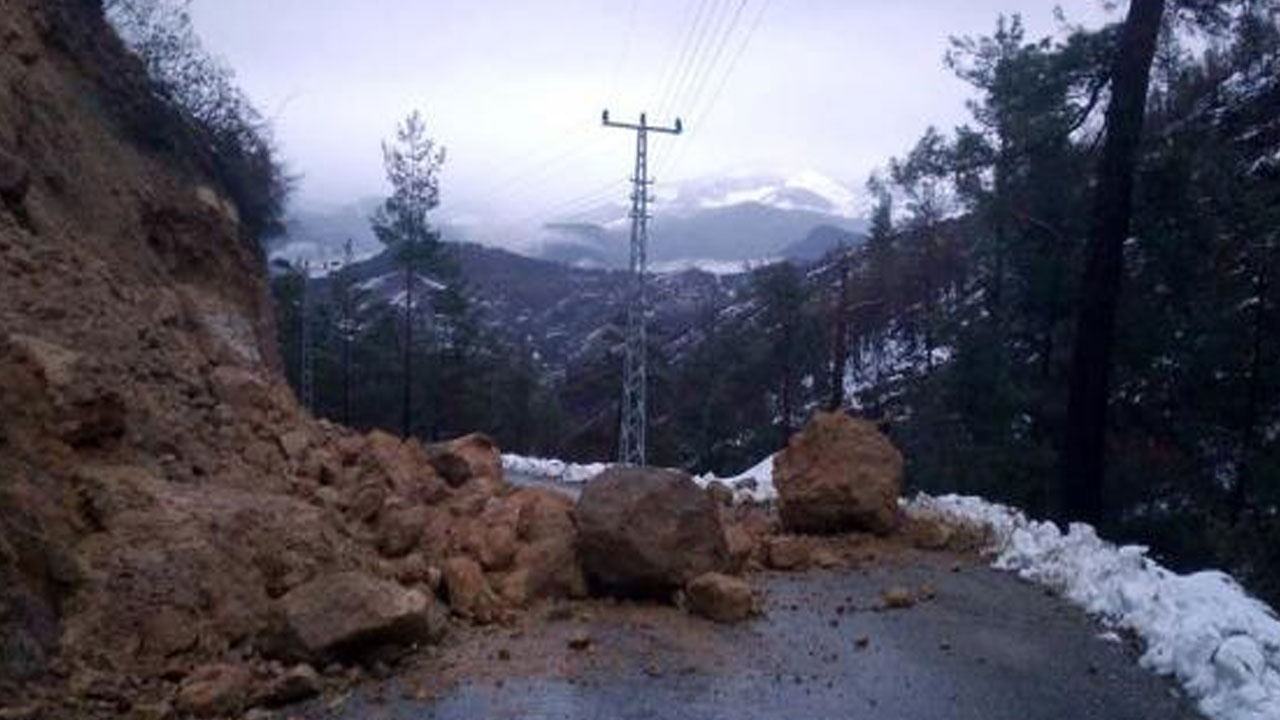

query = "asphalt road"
[[304, 557, 1205, 720]]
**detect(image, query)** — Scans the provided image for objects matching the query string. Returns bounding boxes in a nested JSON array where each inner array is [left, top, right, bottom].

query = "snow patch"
[[501, 454, 610, 485], [693, 454, 776, 504], [905, 493, 1280, 720]]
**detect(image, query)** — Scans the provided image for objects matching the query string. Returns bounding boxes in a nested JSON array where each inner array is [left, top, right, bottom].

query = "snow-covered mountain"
[[524, 170, 868, 268], [274, 170, 867, 271]]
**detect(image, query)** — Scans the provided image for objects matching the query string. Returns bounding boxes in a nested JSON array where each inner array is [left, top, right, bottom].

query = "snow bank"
[[907, 493, 1280, 720], [501, 454, 610, 485]]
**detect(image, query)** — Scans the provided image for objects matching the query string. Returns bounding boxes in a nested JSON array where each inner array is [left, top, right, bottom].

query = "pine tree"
[[371, 111, 446, 438]]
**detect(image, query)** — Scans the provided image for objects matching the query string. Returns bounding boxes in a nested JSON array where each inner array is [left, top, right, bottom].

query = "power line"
[[662, 0, 740, 122], [677, 0, 749, 129], [607, 0, 641, 107], [656, 0, 725, 121], [657, 0, 772, 181]]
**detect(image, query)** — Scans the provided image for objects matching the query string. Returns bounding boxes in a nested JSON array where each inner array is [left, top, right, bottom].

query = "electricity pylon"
[[299, 258, 315, 413], [601, 110, 683, 466]]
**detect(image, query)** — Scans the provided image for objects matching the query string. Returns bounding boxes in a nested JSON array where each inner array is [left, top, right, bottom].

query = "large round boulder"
[[576, 467, 729, 598], [774, 412, 902, 535]]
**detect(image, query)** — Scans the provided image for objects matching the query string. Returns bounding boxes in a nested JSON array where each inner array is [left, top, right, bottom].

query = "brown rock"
[[175, 663, 253, 718], [253, 663, 321, 707], [278, 429, 310, 462], [441, 556, 500, 623], [879, 586, 915, 610], [427, 433, 504, 489], [277, 571, 445, 659], [704, 480, 733, 507], [764, 536, 809, 571], [347, 482, 386, 523], [478, 523, 518, 571], [812, 547, 841, 568], [376, 503, 423, 558], [774, 412, 902, 535], [576, 467, 729, 598], [724, 524, 758, 573], [685, 572, 755, 623]]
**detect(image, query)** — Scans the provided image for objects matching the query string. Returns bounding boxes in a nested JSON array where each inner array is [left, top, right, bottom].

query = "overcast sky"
[[189, 1, 1120, 223]]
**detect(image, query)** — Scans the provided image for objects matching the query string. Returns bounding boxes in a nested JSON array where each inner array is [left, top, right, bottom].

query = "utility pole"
[[602, 109, 683, 466], [299, 258, 315, 414]]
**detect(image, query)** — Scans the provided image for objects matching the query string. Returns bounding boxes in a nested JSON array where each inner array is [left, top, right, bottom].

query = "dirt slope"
[[0, 2, 574, 714]]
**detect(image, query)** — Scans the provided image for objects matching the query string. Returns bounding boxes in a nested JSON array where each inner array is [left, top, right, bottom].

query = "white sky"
[[188, 1, 1121, 223]]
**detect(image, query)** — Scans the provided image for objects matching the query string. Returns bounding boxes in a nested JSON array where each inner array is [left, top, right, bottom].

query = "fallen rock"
[[253, 663, 321, 707], [774, 412, 902, 535], [427, 433, 504, 490], [441, 556, 500, 623], [764, 536, 809, 571], [685, 572, 755, 623], [508, 490, 587, 600], [879, 586, 915, 610], [278, 429, 310, 463], [376, 502, 424, 558], [576, 467, 728, 597], [276, 571, 444, 660], [175, 663, 253, 718], [704, 480, 733, 508], [363, 431, 446, 502]]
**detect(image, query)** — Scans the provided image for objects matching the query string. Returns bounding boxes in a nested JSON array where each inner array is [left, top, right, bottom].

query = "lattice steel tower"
[[299, 259, 315, 414], [602, 110, 683, 466]]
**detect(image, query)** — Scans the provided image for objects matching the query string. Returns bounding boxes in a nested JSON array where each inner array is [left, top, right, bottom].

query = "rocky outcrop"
[[685, 573, 755, 623], [576, 467, 729, 598], [275, 571, 446, 661], [774, 412, 903, 535]]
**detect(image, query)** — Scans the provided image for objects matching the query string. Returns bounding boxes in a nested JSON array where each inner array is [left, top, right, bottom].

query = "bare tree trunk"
[[401, 248, 413, 439], [828, 254, 852, 411], [1060, 0, 1166, 525]]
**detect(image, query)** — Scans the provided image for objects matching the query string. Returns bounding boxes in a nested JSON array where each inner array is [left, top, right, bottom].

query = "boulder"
[[376, 502, 424, 558], [175, 663, 254, 718], [427, 433, 505, 491], [276, 571, 444, 660], [774, 412, 902, 535], [764, 536, 809, 571], [576, 467, 728, 597], [441, 556, 500, 623], [685, 572, 755, 623], [508, 489, 587, 600]]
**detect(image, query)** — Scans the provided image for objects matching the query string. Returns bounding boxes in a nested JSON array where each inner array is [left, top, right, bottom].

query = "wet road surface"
[[303, 557, 1204, 720]]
